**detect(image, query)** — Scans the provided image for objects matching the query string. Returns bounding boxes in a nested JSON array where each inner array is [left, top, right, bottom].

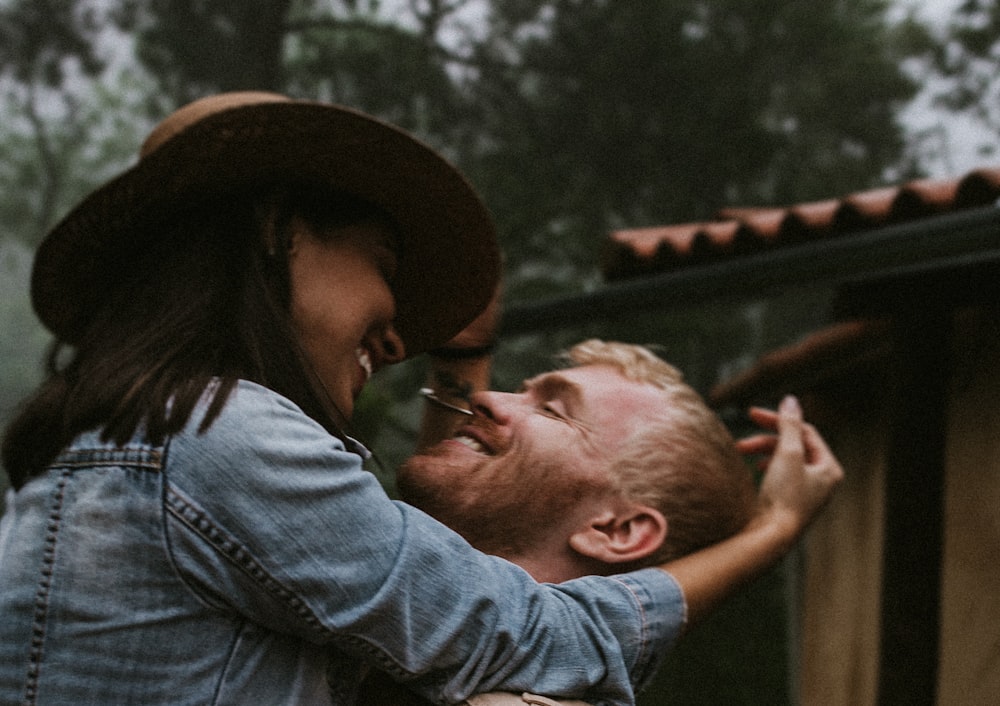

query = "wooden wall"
[[937, 309, 1000, 706], [796, 307, 1000, 705]]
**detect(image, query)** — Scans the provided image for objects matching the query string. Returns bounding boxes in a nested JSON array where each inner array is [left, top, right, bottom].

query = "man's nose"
[[470, 390, 520, 424]]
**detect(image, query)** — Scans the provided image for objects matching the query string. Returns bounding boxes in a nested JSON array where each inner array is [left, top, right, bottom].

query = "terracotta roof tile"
[[787, 199, 841, 231], [605, 166, 1000, 280]]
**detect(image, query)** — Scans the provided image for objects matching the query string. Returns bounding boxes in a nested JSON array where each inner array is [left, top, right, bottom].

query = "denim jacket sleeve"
[[163, 381, 686, 706]]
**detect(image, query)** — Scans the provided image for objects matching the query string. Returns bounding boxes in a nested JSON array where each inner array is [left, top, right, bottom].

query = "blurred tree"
[[114, 0, 477, 143], [0, 0, 156, 505], [40, 0, 925, 300], [463, 0, 926, 296], [0, 0, 153, 245], [0, 237, 50, 500], [117, 0, 292, 105], [927, 0, 1000, 161]]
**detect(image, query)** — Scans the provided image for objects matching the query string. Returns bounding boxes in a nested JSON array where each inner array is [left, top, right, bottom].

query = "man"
[[401, 339, 756, 583], [359, 339, 834, 705]]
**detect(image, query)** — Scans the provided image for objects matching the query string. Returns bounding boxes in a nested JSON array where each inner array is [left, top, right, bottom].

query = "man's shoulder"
[[463, 693, 591, 706]]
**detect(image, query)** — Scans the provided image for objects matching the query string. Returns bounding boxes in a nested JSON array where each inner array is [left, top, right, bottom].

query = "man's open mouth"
[[454, 433, 492, 455]]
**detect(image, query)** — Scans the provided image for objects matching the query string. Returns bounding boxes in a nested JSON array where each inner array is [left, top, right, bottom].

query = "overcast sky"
[[897, 0, 1000, 178]]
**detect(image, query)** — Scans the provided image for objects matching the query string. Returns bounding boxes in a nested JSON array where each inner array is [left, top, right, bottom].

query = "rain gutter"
[[501, 204, 1000, 335]]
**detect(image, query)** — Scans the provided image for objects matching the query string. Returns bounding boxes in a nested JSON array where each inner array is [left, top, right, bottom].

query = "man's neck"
[[500, 548, 606, 584]]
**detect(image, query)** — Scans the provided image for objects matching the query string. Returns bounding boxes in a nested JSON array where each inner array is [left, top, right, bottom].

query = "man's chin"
[[394, 471, 444, 516], [395, 456, 438, 506], [396, 452, 473, 510]]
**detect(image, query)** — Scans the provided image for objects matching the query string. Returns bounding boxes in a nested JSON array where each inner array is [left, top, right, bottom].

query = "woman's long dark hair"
[[2, 183, 394, 489]]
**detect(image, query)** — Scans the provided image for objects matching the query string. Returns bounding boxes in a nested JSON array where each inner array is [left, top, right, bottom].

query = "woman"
[[0, 92, 841, 705]]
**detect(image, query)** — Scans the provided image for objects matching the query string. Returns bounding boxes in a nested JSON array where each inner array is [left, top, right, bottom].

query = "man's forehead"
[[524, 369, 582, 392]]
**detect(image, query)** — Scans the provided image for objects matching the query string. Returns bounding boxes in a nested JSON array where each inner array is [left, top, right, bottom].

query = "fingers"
[[735, 435, 777, 455], [740, 397, 839, 482], [800, 420, 844, 483], [745, 406, 779, 430], [738, 396, 844, 539], [774, 395, 805, 463], [738, 396, 803, 463]]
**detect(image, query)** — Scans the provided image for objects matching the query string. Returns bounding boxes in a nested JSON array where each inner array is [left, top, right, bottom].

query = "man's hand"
[[659, 395, 843, 629], [737, 396, 844, 542]]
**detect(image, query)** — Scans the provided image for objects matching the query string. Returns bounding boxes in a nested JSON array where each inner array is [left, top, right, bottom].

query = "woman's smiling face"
[[287, 217, 405, 422]]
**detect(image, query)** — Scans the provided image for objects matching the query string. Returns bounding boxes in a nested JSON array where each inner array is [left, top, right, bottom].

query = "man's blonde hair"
[[562, 340, 754, 564]]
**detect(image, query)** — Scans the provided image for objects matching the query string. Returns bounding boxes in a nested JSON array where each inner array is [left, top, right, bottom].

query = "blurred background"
[[2, 1, 999, 703]]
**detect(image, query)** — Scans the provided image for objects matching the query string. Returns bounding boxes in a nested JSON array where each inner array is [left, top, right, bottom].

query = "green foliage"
[[0, 237, 50, 502], [0, 0, 155, 246], [123, 0, 294, 103], [932, 0, 1000, 138], [464, 0, 922, 296], [0, 0, 105, 85], [0, 78, 154, 246], [284, 12, 462, 137]]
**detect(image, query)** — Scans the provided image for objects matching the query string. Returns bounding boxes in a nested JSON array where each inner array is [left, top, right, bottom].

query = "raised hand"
[[738, 396, 844, 536]]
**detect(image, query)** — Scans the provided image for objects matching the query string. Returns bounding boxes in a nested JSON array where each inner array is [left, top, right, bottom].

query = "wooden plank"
[[876, 313, 949, 704], [937, 308, 1000, 705]]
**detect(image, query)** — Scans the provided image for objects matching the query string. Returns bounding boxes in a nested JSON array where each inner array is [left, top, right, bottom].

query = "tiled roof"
[[604, 167, 1000, 280]]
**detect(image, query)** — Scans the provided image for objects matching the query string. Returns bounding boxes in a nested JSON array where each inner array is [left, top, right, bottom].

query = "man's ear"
[[567, 505, 668, 566]]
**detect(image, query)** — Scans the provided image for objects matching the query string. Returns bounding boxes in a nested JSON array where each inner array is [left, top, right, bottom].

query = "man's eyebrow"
[[524, 373, 584, 405]]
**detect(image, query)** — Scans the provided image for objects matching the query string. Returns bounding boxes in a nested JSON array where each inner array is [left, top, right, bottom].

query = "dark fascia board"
[[501, 205, 1000, 336]]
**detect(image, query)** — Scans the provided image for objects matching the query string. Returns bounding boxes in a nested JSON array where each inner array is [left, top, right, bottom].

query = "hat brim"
[[31, 99, 500, 356]]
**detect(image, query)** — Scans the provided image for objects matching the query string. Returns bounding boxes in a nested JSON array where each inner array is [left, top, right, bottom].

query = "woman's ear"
[[567, 505, 668, 566]]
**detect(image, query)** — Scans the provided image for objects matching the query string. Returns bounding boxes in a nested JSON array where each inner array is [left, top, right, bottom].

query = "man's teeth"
[[356, 349, 373, 380], [455, 435, 487, 453]]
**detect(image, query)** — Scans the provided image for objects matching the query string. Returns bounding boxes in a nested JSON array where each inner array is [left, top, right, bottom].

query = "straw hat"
[[31, 91, 500, 356]]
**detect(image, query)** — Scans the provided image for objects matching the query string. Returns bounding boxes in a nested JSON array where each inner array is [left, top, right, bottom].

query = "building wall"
[[798, 404, 886, 706], [938, 308, 1000, 706], [797, 307, 1000, 705]]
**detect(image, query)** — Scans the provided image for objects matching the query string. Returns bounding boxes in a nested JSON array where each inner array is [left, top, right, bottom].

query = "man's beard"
[[397, 451, 541, 558]]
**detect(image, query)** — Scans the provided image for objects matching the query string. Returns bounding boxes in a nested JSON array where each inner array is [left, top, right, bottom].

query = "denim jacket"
[[0, 380, 686, 706]]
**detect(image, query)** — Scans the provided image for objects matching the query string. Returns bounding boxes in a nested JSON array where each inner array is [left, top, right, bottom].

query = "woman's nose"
[[373, 325, 406, 366]]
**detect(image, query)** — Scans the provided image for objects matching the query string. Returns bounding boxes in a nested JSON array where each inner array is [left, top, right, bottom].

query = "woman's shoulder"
[[162, 379, 367, 509], [169, 379, 347, 467], [197, 379, 313, 432]]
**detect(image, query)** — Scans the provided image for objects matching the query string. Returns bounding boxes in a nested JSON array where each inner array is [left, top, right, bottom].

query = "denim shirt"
[[0, 380, 686, 706]]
